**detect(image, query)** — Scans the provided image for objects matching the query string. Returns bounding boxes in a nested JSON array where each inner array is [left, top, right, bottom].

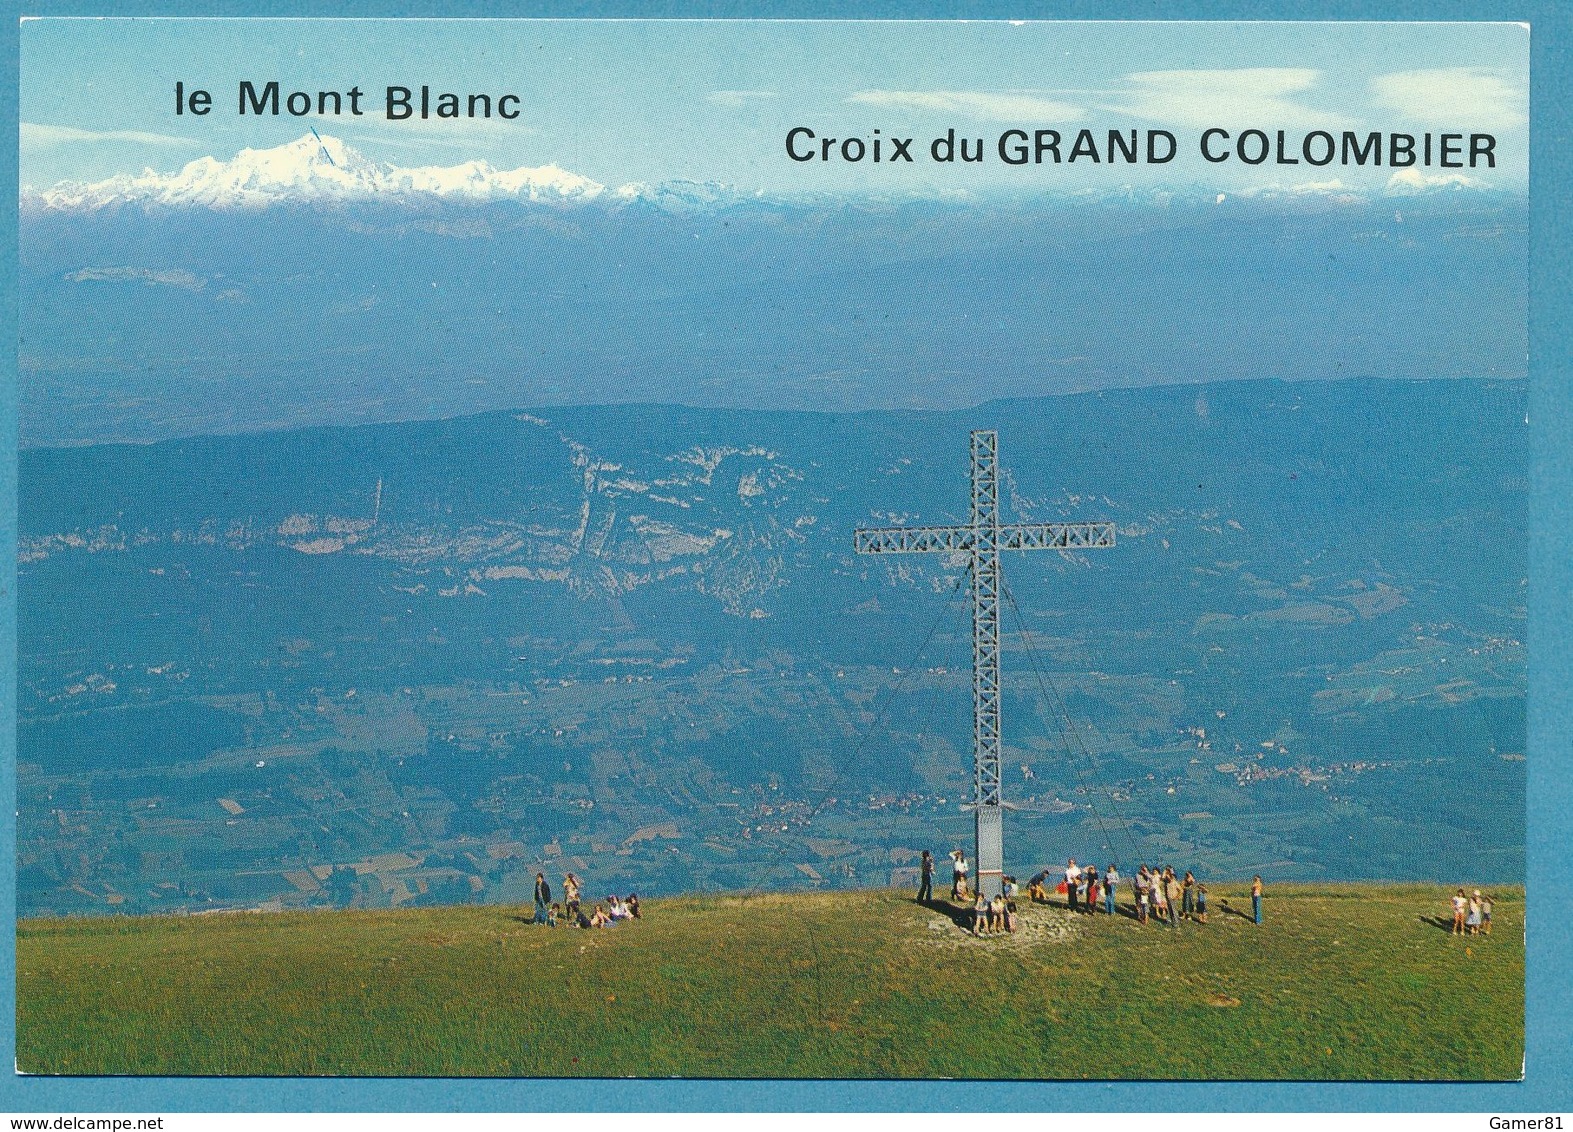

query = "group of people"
[[921, 849, 1266, 928], [970, 891, 1020, 936], [531, 871, 642, 929], [1023, 859, 1223, 925], [1449, 888, 1494, 936], [916, 849, 1021, 935]]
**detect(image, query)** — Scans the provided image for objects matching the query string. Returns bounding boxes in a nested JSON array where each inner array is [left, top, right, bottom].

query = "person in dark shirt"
[[917, 850, 934, 904], [532, 872, 552, 924]]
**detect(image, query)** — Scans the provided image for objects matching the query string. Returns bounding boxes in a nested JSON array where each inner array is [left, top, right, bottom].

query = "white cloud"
[[1383, 169, 1487, 195], [1234, 178, 1362, 201], [21, 122, 196, 148], [1370, 69, 1525, 130], [708, 90, 777, 107], [1107, 69, 1352, 130], [330, 113, 538, 157], [847, 90, 1083, 122], [64, 266, 206, 290]]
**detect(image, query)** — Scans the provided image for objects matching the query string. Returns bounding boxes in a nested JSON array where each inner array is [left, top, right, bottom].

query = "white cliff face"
[[29, 133, 610, 210]]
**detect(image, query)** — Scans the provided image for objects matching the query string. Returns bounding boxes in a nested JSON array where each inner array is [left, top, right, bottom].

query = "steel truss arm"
[[854, 521, 1116, 555]]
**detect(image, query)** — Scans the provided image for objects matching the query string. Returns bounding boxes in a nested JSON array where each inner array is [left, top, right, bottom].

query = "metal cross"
[[855, 430, 1116, 899]]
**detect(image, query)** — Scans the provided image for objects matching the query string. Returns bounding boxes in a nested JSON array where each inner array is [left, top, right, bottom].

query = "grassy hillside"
[[16, 884, 1522, 1079]]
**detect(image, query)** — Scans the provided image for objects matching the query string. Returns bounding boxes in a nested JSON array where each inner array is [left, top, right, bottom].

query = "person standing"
[[1065, 858, 1082, 913], [951, 850, 969, 900], [1104, 864, 1119, 916], [1135, 867, 1150, 924], [917, 850, 934, 904], [1165, 870, 1182, 928], [1085, 865, 1100, 915], [1466, 892, 1483, 936], [1152, 868, 1168, 925], [1182, 871, 1196, 920], [1251, 875, 1264, 925], [1451, 888, 1468, 935], [1481, 892, 1494, 935], [532, 872, 552, 925], [564, 872, 581, 921], [1195, 883, 1209, 923]]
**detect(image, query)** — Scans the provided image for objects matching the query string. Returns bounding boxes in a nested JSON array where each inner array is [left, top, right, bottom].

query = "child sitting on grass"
[[547, 903, 561, 928]]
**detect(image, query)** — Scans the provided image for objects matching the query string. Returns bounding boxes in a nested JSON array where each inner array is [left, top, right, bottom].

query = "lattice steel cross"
[[855, 430, 1116, 900]]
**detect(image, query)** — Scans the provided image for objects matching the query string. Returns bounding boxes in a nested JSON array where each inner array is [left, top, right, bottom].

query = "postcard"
[[13, 18, 1527, 1082]]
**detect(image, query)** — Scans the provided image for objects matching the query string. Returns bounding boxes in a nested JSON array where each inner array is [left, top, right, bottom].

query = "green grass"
[[16, 884, 1522, 1079]]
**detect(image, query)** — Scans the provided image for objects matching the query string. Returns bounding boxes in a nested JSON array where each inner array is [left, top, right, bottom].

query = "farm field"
[[16, 884, 1522, 1080]]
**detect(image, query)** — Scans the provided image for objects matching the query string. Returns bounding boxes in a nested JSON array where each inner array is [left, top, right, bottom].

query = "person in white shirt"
[[951, 850, 969, 900], [1451, 888, 1468, 936], [1064, 859, 1082, 912]]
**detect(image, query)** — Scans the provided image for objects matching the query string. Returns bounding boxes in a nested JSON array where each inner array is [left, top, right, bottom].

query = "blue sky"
[[20, 19, 1529, 193]]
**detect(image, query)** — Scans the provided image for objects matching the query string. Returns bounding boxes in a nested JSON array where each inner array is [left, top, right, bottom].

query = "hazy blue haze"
[[18, 191, 1527, 447]]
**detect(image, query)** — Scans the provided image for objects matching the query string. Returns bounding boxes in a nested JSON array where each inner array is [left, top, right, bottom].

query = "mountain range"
[[25, 133, 1513, 213]]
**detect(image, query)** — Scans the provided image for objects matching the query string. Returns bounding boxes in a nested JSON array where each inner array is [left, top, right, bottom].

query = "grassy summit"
[[17, 883, 1522, 1079]]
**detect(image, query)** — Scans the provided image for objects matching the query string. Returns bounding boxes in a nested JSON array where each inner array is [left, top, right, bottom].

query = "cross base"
[[975, 804, 1003, 900]]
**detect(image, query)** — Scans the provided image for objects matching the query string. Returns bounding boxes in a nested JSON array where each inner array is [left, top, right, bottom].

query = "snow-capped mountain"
[[28, 133, 611, 210], [24, 131, 1513, 214]]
